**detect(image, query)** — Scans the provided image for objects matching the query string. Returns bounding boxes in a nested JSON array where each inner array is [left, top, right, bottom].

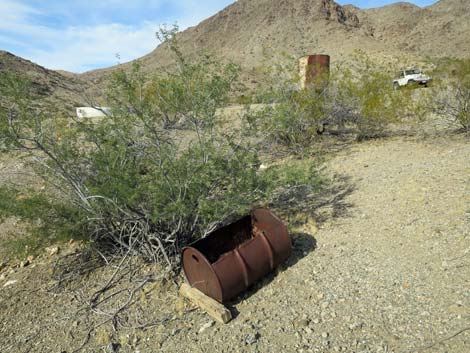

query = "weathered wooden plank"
[[179, 283, 232, 324]]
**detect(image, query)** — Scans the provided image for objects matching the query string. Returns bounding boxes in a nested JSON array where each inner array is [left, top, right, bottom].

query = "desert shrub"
[[430, 58, 470, 133], [331, 56, 412, 140], [249, 53, 415, 154], [262, 158, 323, 202], [0, 29, 322, 269], [251, 86, 328, 156], [0, 186, 84, 257], [246, 54, 331, 156]]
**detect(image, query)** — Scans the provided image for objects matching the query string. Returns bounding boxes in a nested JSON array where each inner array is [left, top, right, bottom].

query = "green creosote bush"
[[331, 53, 414, 140], [430, 58, 470, 133], [246, 53, 330, 156], [249, 51, 415, 155], [0, 27, 322, 269], [0, 186, 84, 258]]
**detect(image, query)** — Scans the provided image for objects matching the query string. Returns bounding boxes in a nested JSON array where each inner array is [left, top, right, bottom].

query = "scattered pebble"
[[293, 318, 309, 329], [245, 333, 259, 345], [349, 322, 363, 331], [3, 279, 18, 287], [198, 320, 215, 334]]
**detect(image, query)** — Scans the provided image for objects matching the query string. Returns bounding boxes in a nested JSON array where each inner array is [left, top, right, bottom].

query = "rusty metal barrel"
[[182, 209, 292, 303], [299, 54, 330, 90]]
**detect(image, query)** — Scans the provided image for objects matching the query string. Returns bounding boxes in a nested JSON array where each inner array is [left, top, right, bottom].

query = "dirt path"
[[1, 135, 469, 353]]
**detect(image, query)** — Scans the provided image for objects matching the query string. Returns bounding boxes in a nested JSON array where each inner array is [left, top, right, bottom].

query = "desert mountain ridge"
[[80, 0, 470, 88], [1, 0, 469, 105]]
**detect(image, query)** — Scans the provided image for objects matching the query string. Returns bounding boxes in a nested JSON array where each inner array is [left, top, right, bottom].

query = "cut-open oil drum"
[[182, 208, 292, 303]]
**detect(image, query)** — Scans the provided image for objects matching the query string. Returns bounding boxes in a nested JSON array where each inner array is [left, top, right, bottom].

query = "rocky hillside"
[[0, 51, 86, 110], [81, 0, 379, 85], [82, 0, 470, 87], [354, 0, 470, 59]]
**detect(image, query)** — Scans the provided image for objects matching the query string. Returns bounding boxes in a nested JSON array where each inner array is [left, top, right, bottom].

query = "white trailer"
[[75, 107, 112, 119]]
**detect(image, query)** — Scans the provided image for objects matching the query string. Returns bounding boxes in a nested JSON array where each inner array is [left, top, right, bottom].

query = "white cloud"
[[0, 0, 233, 72], [27, 22, 159, 72], [0, 0, 39, 27]]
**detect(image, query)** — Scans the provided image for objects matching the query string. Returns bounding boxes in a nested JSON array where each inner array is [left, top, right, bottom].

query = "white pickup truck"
[[393, 69, 431, 89]]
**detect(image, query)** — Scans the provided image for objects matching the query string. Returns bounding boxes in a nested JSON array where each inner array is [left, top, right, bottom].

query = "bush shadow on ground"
[[273, 173, 355, 228], [308, 174, 355, 226], [227, 232, 316, 318], [228, 174, 355, 315]]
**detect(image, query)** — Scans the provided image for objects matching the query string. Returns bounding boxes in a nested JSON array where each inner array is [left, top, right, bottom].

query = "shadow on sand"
[[227, 173, 355, 316], [227, 231, 317, 318]]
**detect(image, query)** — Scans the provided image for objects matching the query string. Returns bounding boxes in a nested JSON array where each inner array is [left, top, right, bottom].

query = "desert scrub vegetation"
[[248, 52, 417, 156], [0, 186, 84, 257], [0, 28, 322, 269], [429, 58, 470, 134], [331, 56, 416, 140]]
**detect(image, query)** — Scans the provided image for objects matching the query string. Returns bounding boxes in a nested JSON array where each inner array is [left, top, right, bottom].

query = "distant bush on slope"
[[430, 58, 470, 134]]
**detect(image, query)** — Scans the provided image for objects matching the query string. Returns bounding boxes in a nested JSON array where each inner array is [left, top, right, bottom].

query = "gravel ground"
[[0, 134, 469, 353]]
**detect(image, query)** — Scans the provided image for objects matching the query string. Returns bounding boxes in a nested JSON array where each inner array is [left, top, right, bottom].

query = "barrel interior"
[[192, 215, 253, 264]]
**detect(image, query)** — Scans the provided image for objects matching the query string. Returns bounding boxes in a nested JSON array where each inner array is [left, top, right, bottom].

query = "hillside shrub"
[[251, 85, 328, 156], [430, 58, 470, 133], [0, 186, 83, 257], [249, 53, 414, 154], [330, 55, 414, 140]]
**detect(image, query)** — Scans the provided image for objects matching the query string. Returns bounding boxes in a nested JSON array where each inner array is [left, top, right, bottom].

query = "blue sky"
[[0, 0, 439, 73]]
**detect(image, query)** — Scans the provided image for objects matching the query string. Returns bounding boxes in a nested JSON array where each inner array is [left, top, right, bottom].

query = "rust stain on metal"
[[299, 54, 330, 89], [182, 209, 292, 303]]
